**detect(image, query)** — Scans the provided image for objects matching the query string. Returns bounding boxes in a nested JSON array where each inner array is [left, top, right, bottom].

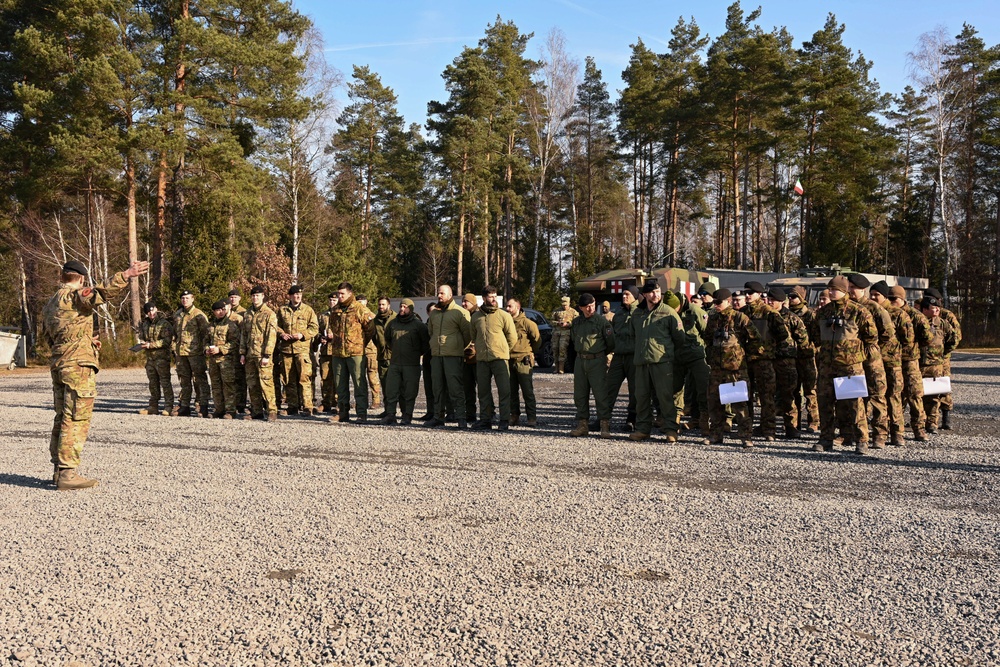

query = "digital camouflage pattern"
[[140, 312, 174, 412], [939, 307, 961, 412], [920, 314, 957, 429], [550, 305, 577, 371], [775, 307, 809, 432], [883, 303, 914, 440]]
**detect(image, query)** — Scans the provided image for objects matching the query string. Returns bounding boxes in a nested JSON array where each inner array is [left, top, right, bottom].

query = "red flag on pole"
[[793, 179, 804, 195]]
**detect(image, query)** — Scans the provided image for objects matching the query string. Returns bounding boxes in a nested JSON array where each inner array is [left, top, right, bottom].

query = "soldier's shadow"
[[750, 444, 1000, 475], [0, 473, 50, 489]]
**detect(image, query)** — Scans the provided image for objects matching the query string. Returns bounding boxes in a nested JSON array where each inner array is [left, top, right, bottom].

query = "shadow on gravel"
[[0, 472, 50, 489], [746, 444, 1000, 476]]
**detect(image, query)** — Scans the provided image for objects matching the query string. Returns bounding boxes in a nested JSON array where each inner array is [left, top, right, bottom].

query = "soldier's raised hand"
[[123, 260, 150, 279]]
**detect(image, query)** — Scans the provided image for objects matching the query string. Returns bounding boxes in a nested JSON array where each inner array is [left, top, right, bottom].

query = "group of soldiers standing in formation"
[[550, 274, 959, 453], [40, 256, 959, 490]]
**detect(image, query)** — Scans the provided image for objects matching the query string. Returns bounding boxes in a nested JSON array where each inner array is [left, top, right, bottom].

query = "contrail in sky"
[[325, 36, 477, 53], [551, 0, 670, 46]]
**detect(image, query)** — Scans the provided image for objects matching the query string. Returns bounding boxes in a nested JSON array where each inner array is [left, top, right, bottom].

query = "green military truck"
[[574, 267, 719, 314]]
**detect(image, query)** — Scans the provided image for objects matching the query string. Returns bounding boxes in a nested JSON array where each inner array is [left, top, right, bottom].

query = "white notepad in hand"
[[719, 380, 749, 405], [922, 376, 951, 396], [834, 375, 869, 400]]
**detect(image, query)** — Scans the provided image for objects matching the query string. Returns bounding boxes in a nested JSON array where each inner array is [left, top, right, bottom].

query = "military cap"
[[731, 289, 745, 298], [767, 286, 787, 302], [828, 276, 849, 292], [921, 295, 940, 308], [790, 285, 807, 301], [819, 289, 831, 300], [889, 285, 907, 300], [561, 296, 570, 303], [744, 280, 765, 294], [228, 288, 240, 297], [250, 285, 266, 295], [463, 293, 477, 306], [400, 298, 415, 309], [640, 280, 659, 294], [870, 281, 891, 298], [847, 273, 870, 288], [288, 285, 303, 295], [698, 284, 713, 296], [578, 293, 596, 307], [713, 288, 732, 301], [664, 291, 681, 310], [625, 285, 641, 300], [142, 301, 156, 314], [328, 292, 338, 299], [62, 260, 88, 276], [211, 299, 227, 311], [180, 289, 194, 298], [925, 287, 943, 300]]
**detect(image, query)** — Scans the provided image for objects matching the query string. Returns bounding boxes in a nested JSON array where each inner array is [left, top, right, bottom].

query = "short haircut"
[[482, 285, 498, 298], [507, 297, 521, 308], [337, 281, 353, 292], [378, 295, 390, 303]]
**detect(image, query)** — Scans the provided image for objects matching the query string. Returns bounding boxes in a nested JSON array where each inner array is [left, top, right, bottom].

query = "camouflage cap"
[[62, 260, 88, 276], [828, 276, 849, 292], [400, 298, 415, 309]]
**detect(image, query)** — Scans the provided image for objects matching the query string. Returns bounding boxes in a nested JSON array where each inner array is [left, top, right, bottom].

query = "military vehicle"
[[766, 266, 928, 305], [574, 267, 719, 314]]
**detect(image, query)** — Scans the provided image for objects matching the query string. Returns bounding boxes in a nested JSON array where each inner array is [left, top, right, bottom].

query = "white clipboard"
[[833, 375, 869, 400], [719, 380, 749, 405], [922, 376, 952, 396]]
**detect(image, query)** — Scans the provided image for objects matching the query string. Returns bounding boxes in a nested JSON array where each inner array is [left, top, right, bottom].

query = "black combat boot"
[[940, 410, 952, 430]]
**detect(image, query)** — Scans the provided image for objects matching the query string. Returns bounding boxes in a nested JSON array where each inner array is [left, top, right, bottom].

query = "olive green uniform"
[[41, 271, 129, 471], [207, 313, 241, 416], [673, 302, 711, 432], [471, 305, 518, 424], [428, 300, 473, 421], [632, 300, 687, 436], [509, 311, 541, 424], [241, 302, 279, 417], [173, 304, 211, 414], [702, 307, 764, 442], [139, 312, 174, 414], [373, 308, 396, 394], [277, 301, 319, 413], [384, 312, 430, 420], [605, 301, 639, 427], [571, 312, 615, 422]]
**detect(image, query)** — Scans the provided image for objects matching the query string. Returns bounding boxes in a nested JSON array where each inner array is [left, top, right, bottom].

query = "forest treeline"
[[2, 1, 999, 352]]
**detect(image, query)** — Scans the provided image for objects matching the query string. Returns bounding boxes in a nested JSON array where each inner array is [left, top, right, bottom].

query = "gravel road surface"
[[1, 352, 998, 666]]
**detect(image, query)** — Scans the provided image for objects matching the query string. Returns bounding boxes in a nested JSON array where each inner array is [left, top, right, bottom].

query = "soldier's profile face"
[[714, 299, 730, 311], [251, 292, 265, 307], [437, 286, 451, 302], [180, 294, 193, 308], [621, 291, 634, 306], [506, 300, 519, 315], [338, 288, 351, 302]]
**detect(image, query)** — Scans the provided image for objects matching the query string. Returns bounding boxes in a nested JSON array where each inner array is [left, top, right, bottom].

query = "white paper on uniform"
[[922, 376, 952, 396], [719, 380, 749, 405], [833, 375, 869, 400]]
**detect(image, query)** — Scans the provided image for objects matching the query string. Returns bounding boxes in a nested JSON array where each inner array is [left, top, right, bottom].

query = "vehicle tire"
[[537, 340, 554, 369]]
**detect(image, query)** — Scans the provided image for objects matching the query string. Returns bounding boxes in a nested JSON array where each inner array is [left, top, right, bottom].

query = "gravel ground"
[[1, 352, 998, 666]]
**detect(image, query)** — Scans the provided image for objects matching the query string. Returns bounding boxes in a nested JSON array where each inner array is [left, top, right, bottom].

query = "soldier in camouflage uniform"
[[570, 293, 615, 438], [605, 286, 640, 430], [173, 290, 211, 417], [741, 281, 793, 441], [895, 287, 930, 440], [138, 302, 174, 416], [870, 281, 913, 446], [551, 296, 577, 374], [329, 282, 376, 423], [42, 259, 149, 489], [206, 300, 241, 418], [809, 276, 879, 454], [672, 293, 711, 437], [847, 274, 894, 448], [382, 299, 431, 425], [767, 287, 811, 439], [787, 286, 819, 432], [506, 297, 542, 427], [277, 285, 319, 416], [357, 294, 382, 410], [700, 288, 764, 448], [228, 289, 247, 412], [925, 288, 961, 430], [918, 295, 958, 433], [240, 285, 279, 421], [315, 293, 339, 413]]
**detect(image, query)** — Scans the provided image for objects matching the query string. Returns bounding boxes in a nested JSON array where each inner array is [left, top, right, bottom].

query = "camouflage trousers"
[[817, 363, 869, 444], [863, 357, 889, 442], [280, 352, 314, 412], [50, 364, 97, 469], [233, 353, 247, 412], [145, 355, 173, 411], [708, 367, 751, 440], [921, 363, 945, 429], [364, 349, 381, 408], [672, 355, 709, 430], [605, 352, 636, 425], [509, 355, 536, 421], [246, 357, 277, 417], [941, 356, 954, 411], [318, 355, 339, 411], [884, 363, 905, 436], [552, 330, 571, 370], [385, 364, 421, 419], [176, 354, 209, 411], [773, 358, 799, 430], [748, 359, 777, 436], [901, 359, 926, 433], [795, 357, 819, 429], [208, 355, 238, 415]]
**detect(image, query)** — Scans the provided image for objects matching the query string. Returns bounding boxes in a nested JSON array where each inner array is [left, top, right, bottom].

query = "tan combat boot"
[[556, 362, 564, 374], [138, 403, 158, 415], [628, 432, 650, 441], [570, 420, 589, 437], [699, 413, 711, 437], [56, 468, 99, 490], [600, 420, 611, 439], [660, 429, 678, 443]]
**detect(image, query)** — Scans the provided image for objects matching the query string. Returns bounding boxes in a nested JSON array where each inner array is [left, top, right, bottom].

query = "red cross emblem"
[[611, 280, 623, 293]]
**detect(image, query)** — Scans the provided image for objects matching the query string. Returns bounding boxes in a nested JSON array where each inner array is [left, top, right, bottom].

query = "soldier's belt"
[[579, 352, 604, 360]]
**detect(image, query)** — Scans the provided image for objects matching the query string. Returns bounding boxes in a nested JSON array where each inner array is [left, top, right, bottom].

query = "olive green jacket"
[[471, 305, 517, 362], [385, 313, 430, 366], [428, 300, 473, 357], [572, 312, 615, 356], [509, 311, 541, 357], [632, 300, 685, 366], [240, 303, 279, 359]]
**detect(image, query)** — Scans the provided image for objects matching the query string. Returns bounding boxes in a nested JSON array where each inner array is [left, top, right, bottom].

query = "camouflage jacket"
[[316, 310, 336, 357], [809, 296, 878, 373], [678, 302, 710, 362], [940, 308, 962, 355], [881, 303, 913, 368], [920, 315, 957, 368], [232, 304, 247, 316], [173, 305, 210, 357], [277, 302, 319, 355], [702, 307, 764, 372], [901, 305, 932, 363], [853, 295, 895, 365], [550, 306, 577, 331], [788, 301, 816, 331], [240, 303, 279, 359], [41, 271, 129, 371], [611, 302, 639, 355], [571, 312, 615, 356], [207, 315, 241, 358], [327, 296, 375, 358], [428, 300, 472, 357], [777, 307, 813, 359], [741, 299, 793, 361], [509, 311, 541, 358], [631, 300, 685, 366], [139, 312, 173, 361], [373, 309, 396, 360], [385, 312, 430, 366]]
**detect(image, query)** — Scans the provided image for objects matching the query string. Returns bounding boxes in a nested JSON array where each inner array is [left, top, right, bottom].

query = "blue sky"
[[294, 0, 999, 127]]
